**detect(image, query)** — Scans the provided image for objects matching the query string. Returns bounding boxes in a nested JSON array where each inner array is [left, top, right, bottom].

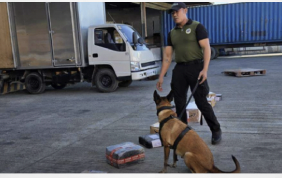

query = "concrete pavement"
[[1, 54, 282, 173]]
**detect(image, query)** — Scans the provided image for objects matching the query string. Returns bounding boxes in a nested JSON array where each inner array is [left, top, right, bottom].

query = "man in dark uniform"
[[156, 2, 222, 145]]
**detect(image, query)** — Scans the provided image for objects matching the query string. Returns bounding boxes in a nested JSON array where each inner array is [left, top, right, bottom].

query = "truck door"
[[48, 2, 78, 66], [89, 27, 131, 77]]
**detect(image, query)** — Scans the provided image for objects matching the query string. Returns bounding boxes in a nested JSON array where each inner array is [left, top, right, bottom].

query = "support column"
[[140, 2, 147, 37]]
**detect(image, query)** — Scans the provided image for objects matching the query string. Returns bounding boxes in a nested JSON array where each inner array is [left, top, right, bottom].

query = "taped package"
[[106, 142, 145, 168]]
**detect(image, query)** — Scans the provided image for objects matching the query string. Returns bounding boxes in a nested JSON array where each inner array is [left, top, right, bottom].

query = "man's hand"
[[156, 77, 164, 92], [198, 70, 208, 84]]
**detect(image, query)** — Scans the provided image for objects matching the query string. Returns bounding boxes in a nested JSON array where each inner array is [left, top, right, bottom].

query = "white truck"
[[0, 2, 161, 94]]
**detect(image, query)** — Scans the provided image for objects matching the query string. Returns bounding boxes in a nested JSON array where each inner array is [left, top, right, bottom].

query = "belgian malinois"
[[153, 90, 240, 173]]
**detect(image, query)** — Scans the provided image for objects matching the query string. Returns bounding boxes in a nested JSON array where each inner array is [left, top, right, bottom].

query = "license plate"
[[146, 71, 155, 77]]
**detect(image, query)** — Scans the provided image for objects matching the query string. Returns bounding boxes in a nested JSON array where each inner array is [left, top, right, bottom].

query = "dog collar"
[[156, 106, 175, 116]]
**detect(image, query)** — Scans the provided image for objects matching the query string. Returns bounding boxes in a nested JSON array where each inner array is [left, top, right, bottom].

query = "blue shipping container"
[[162, 2, 282, 46]]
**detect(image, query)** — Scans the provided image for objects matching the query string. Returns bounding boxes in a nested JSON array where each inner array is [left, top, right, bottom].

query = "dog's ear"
[[154, 90, 161, 105], [166, 90, 174, 102]]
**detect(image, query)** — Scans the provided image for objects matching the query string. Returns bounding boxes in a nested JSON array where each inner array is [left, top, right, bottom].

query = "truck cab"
[[88, 24, 161, 91]]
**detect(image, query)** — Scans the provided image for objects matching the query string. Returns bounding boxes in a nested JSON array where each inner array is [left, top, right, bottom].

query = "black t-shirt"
[[167, 19, 208, 47]]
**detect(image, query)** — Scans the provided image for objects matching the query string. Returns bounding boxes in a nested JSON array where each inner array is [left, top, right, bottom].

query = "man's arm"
[[156, 46, 173, 92], [196, 23, 210, 84], [198, 38, 211, 84]]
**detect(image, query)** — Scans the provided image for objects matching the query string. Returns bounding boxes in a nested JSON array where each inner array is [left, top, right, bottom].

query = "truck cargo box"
[[0, 3, 14, 69], [0, 2, 105, 70], [162, 2, 282, 47]]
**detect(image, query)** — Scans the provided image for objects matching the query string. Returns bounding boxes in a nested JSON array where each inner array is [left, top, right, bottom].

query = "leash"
[[178, 79, 203, 125]]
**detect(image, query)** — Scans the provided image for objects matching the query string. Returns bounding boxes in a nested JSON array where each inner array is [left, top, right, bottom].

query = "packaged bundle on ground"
[[139, 134, 162, 148], [106, 142, 145, 168]]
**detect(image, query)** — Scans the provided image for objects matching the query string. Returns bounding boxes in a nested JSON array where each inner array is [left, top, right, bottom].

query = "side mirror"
[[132, 32, 138, 45], [137, 37, 144, 45]]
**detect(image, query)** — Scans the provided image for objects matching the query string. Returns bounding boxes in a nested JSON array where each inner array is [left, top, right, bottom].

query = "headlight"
[[130, 61, 140, 71]]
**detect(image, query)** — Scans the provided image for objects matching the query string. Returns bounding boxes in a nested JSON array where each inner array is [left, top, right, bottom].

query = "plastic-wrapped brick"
[[106, 142, 145, 168], [139, 134, 162, 148]]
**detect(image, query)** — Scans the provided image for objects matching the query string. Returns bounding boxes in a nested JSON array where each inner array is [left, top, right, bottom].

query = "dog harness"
[[157, 106, 192, 150]]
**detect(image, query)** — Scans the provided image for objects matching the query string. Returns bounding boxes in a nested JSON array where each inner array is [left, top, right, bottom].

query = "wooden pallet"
[[223, 68, 266, 77]]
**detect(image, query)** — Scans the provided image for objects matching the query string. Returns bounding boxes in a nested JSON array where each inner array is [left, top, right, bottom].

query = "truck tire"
[[210, 47, 216, 60], [94, 68, 118, 93], [25, 72, 46, 94], [118, 80, 132, 87], [51, 83, 67, 90], [215, 48, 220, 59]]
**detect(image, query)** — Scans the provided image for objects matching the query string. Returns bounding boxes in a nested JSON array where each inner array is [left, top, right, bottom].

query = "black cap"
[[168, 2, 187, 13]]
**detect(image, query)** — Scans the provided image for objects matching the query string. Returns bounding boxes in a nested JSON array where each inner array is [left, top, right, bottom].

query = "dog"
[[153, 90, 240, 173]]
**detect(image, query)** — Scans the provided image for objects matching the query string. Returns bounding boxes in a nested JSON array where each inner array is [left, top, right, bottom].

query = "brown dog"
[[153, 90, 240, 173]]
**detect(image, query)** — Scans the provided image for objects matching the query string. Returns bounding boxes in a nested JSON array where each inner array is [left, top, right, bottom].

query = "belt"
[[177, 59, 203, 65]]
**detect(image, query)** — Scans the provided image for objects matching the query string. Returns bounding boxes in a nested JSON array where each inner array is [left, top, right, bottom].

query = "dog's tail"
[[209, 155, 240, 173]]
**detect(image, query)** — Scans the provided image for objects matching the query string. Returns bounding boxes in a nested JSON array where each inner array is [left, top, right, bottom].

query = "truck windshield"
[[118, 25, 148, 51]]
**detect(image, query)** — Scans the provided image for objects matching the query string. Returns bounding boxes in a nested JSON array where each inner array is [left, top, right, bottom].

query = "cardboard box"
[[186, 102, 201, 123], [208, 92, 216, 98], [150, 122, 159, 134], [207, 91, 216, 107], [207, 97, 216, 107], [172, 104, 200, 123]]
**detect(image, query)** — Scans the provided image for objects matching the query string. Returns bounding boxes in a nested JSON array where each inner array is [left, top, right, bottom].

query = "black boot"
[[211, 128, 222, 145]]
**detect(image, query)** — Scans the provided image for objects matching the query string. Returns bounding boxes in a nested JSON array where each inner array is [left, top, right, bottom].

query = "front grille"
[[141, 61, 155, 68]]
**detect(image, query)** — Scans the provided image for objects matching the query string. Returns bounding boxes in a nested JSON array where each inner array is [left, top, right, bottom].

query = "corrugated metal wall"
[[162, 2, 282, 46]]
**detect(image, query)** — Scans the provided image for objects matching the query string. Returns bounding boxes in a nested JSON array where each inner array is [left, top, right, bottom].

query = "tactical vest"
[[170, 20, 203, 63]]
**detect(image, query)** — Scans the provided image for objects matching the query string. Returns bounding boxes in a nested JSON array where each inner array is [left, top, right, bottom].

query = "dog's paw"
[[159, 169, 167, 173], [172, 163, 177, 168]]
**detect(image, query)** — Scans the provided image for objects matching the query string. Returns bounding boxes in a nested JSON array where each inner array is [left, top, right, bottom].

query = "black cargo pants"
[[171, 60, 221, 132]]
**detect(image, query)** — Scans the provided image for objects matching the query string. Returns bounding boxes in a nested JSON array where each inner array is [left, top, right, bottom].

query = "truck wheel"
[[215, 48, 220, 59], [118, 80, 132, 87], [25, 72, 46, 94], [95, 68, 118, 93], [51, 83, 67, 90], [210, 47, 216, 60]]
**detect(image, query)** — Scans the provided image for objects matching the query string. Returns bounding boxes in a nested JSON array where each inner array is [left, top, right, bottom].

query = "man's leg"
[[188, 63, 221, 144], [171, 65, 189, 124], [190, 79, 221, 131]]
